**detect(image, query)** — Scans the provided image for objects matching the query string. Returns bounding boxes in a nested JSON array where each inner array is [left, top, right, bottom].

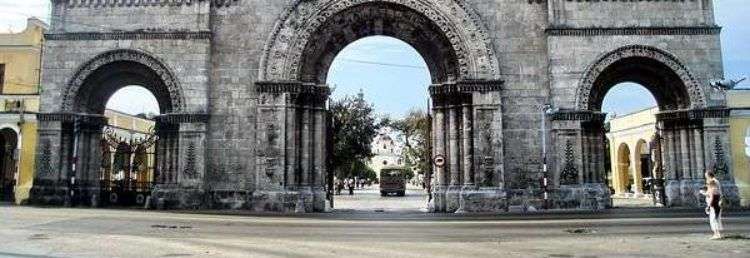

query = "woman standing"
[[700, 170, 723, 240]]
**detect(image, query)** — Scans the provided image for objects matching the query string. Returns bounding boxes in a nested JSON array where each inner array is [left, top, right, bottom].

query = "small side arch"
[[575, 45, 707, 111], [62, 49, 185, 114]]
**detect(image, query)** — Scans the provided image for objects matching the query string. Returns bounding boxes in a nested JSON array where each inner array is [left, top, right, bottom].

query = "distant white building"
[[368, 127, 403, 181]]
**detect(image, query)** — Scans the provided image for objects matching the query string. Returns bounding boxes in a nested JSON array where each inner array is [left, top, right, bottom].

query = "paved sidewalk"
[[333, 184, 428, 213]]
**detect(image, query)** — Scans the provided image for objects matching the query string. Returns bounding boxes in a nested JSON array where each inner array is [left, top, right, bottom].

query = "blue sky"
[[0, 0, 747, 117]]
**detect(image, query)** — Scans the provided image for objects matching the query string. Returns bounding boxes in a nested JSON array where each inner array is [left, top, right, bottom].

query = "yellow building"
[[606, 91, 750, 207], [728, 90, 750, 207], [0, 18, 47, 204], [606, 107, 659, 198], [101, 109, 157, 193]]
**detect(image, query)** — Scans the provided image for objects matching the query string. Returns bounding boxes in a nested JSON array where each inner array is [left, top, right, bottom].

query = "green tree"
[[330, 92, 382, 180], [389, 108, 430, 177]]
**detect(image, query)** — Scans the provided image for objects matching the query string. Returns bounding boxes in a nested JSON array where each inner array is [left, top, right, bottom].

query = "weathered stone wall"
[[202, 0, 284, 208], [547, 0, 715, 28]]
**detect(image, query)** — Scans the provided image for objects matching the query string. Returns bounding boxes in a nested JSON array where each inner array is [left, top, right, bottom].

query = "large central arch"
[[259, 0, 500, 82], [254, 0, 505, 213]]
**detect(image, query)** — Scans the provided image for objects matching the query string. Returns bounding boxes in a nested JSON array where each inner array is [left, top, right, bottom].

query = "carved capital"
[[429, 80, 504, 97], [550, 110, 606, 122], [155, 113, 210, 125], [655, 108, 730, 121]]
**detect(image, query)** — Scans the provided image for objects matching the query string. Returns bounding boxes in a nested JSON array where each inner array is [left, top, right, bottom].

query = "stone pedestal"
[[549, 183, 610, 210], [665, 179, 741, 208], [459, 187, 508, 212]]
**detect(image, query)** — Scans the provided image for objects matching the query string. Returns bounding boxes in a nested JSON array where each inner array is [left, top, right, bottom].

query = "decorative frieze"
[[550, 110, 606, 122], [37, 139, 54, 177], [559, 140, 578, 185], [546, 26, 721, 37], [429, 80, 504, 96], [37, 112, 108, 125], [155, 113, 210, 124], [46, 31, 212, 41], [655, 108, 730, 121], [255, 81, 331, 96], [59, 0, 238, 8]]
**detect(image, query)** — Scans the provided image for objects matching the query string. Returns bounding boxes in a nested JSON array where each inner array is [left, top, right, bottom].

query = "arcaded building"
[[30, 0, 741, 212]]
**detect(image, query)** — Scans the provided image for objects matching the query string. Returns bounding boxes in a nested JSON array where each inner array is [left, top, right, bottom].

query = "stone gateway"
[[31, 0, 740, 212]]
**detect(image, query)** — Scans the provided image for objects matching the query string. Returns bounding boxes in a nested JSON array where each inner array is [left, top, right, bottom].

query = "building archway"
[[255, 0, 504, 213], [0, 128, 18, 202], [31, 49, 205, 208], [615, 143, 632, 195], [634, 139, 650, 195]]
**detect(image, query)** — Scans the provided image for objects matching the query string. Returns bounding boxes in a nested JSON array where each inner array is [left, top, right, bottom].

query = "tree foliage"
[[330, 92, 383, 179], [389, 108, 430, 176]]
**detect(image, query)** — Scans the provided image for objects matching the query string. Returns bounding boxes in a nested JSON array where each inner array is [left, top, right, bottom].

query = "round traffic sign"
[[433, 154, 446, 167]]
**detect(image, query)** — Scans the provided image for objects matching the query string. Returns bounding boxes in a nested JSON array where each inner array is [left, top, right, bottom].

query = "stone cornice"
[[255, 81, 332, 97], [546, 26, 721, 37], [550, 110, 606, 122], [46, 31, 212, 41], [155, 113, 210, 124], [656, 108, 730, 121], [58, 0, 238, 8], [429, 80, 504, 96], [38, 112, 108, 125]]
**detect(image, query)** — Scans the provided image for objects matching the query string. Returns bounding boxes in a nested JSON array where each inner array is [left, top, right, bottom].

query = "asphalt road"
[[1, 205, 749, 258]]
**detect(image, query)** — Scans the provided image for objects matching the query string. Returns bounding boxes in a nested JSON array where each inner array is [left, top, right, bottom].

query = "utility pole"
[[425, 98, 433, 203], [541, 104, 554, 209], [69, 117, 80, 207]]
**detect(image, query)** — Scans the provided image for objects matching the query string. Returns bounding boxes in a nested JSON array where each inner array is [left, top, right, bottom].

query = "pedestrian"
[[348, 178, 354, 195], [700, 170, 723, 240], [334, 178, 342, 195]]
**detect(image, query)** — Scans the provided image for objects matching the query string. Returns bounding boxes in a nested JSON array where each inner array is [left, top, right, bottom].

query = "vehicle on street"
[[379, 166, 407, 196]]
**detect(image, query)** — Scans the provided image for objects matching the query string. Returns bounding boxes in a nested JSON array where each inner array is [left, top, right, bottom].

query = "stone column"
[[285, 95, 298, 188], [430, 81, 505, 213], [431, 98, 447, 212], [77, 114, 107, 207], [300, 101, 312, 189], [312, 94, 327, 212], [693, 126, 705, 177], [253, 81, 331, 212], [679, 127, 691, 179], [462, 102, 473, 186], [448, 104, 460, 187]]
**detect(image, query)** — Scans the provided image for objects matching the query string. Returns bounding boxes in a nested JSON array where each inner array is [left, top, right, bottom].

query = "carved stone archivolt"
[[259, 0, 500, 83], [62, 49, 184, 113], [575, 45, 707, 111]]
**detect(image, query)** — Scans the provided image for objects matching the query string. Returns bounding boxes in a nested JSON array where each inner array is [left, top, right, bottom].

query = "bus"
[[379, 166, 407, 197]]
